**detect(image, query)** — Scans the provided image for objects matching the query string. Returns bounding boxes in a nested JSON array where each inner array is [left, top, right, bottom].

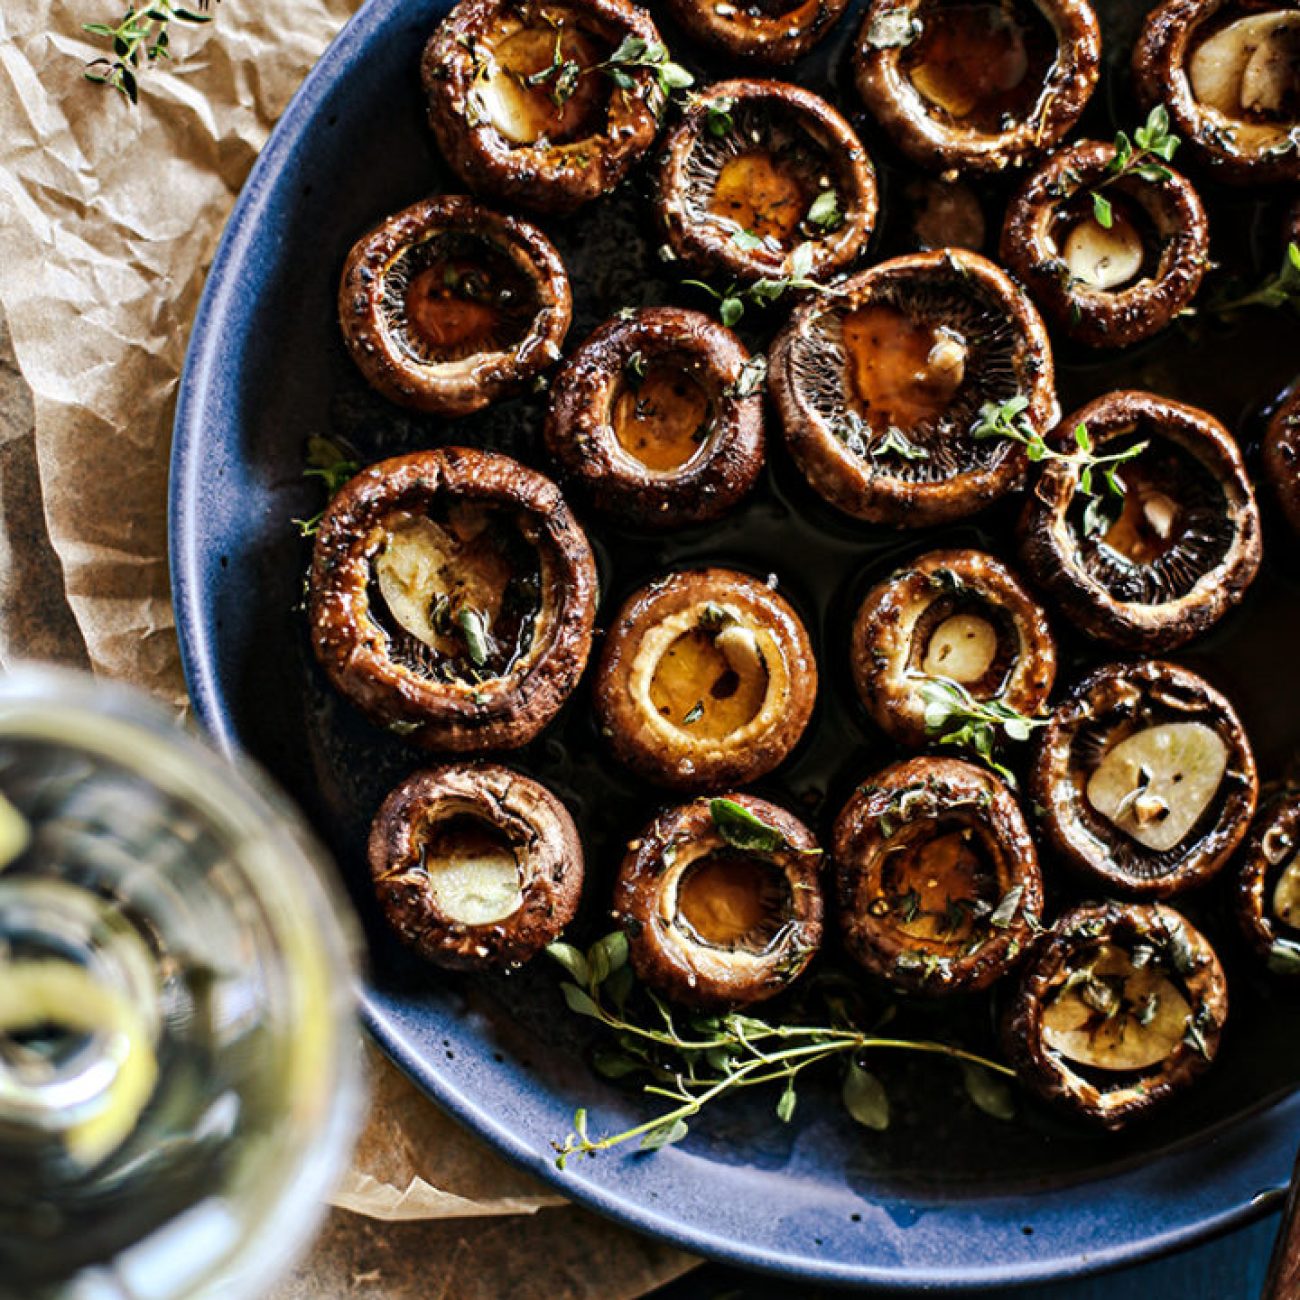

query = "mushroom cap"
[[656, 78, 878, 285], [832, 756, 1043, 996], [370, 762, 583, 971], [543, 307, 765, 528], [769, 248, 1059, 527], [1234, 791, 1300, 974], [1019, 389, 1262, 652], [422, 0, 667, 214], [664, 0, 852, 64], [1264, 382, 1300, 535], [1030, 658, 1258, 897], [1134, 0, 1300, 186], [613, 794, 824, 1008], [999, 139, 1211, 348], [851, 548, 1057, 749], [338, 195, 572, 416], [1004, 900, 1228, 1129], [592, 567, 818, 790], [309, 447, 598, 751], [853, 0, 1103, 175]]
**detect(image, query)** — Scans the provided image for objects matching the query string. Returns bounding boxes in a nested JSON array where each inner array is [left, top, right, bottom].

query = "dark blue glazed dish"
[[170, 0, 1300, 1286]]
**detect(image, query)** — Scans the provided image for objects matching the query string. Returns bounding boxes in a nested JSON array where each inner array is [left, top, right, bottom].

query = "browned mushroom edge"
[[657, 78, 878, 285], [853, 0, 1102, 177], [1235, 792, 1300, 976], [832, 756, 1043, 996], [370, 762, 583, 971], [612, 795, 824, 1008], [851, 548, 1057, 749], [999, 139, 1211, 349], [1264, 381, 1300, 534], [338, 195, 572, 417], [1019, 390, 1262, 652], [769, 248, 1059, 527], [1030, 659, 1258, 898], [543, 307, 765, 528], [422, 0, 666, 214], [1134, 0, 1300, 187], [309, 447, 598, 751], [592, 567, 817, 790], [1003, 901, 1228, 1129], [664, 0, 851, 64]]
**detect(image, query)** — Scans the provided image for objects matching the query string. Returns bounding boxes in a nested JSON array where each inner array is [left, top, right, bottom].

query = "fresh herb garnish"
[[806, 188, 843, 233], [523, 26, 583, 108], [918, 677, 1047, 787], [293, 435, 359, 538], [960, 1060, 1017, 1120], [1211, 241, 1300, 316], [624, 349, 647, 383], [682, 700, 705, 726], [708, 798, 787, 853], [1088, 106, 1181, 228], [871, 425, 930, 462], [685, 242, 828, 327], [987, 884, 1025, 930], [730, 228, 765, 252], [704, 94, 736, 137], [1268, 939, 1300, 977], [728, 354, 768, 399], [84, 0, 216, 103], [601, 35, 693, 101], [546, 931, 1015, 1165], [457, 607, 490, 668]]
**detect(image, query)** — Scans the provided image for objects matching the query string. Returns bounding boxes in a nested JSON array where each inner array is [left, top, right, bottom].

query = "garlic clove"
[[1064, 211, 1144, 290], [375, 515, 457, 649], [921, 612, 999, 683], [1189, 13, 1300, 118], [428, 842, 523, 925]]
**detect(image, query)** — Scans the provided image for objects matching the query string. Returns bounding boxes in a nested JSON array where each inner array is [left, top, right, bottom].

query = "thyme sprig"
[[293, 436, 359, 538], [546, 931, 1014, 1167], [601, 34, 693, 101], [1090, 106, 1181, 230], [684, 242, 830, 327], [918, 677, 1048, 787], [1211, 241, 1300, 316], [973, 397, 1147, 535], [84, 0, 216, 103]]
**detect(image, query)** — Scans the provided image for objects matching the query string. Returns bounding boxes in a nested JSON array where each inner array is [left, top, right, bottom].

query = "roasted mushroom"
[[657, 79, 878, 285], [370, 763, 583, 971], [1264, 380, 1300, 534], [309, 448, 598, 751], [1235, 792, 1300, 976], [999, 140, 1211, 348], [853, 0, 1102, 176], [1004, 901, 1228, 1129], [1134, 0, 1300, 186], [663, 0, 851, 64], [769, 249, 1059, 527], [338, 196, 572, 416], [1031, 659, 1258, 897], [592, 568, 817, 790], [422, 0, 667, 214], [851, 549, 1056, 749], [1020, 391, 1262, 651], [833, 757, 1042, 995], [543, 307, 765, 528], [613, 795, 824, 1008]]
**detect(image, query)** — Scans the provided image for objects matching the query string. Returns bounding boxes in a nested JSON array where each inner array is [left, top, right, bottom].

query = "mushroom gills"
[[1273, 854, 1300, 930], [648, 620, 770, 738], [422, 815, 524, 926], [473, 14, 609, 146], [1086, 722, 1229, 854], [382, 239, 538, 365], [842, 304, 968, 433], [1189, 13, 1300, 122], [900, 1, 1053, 130], [611, 362, 715, 471], [1063, 208, 1146, 291], [880, 824, 996, 945], [921, 611, 999, 683], [676, 850, 792, 950], [1041, 943, 1192, 1072]]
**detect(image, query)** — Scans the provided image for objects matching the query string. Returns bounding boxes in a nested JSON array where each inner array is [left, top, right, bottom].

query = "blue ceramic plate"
[[171, 0, 1300, 1286]]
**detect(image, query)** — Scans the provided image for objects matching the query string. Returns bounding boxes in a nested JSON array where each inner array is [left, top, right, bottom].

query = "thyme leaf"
[[708, 798, 786, 853], [293, 435, 359, 538], [917, 677, 1047, 787], [1211, 241, 1300, 316], [84, 0, 217, 103]]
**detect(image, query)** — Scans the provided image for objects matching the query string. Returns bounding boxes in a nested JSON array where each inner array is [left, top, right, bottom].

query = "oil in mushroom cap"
[[1189, 12, 1300, 125], [1041, 942, 1192, 1072], [1086, 722, 1229, 853], [422, 815, 524, 926], [611, 361, 715, 472], [676, 851, 791, 950]]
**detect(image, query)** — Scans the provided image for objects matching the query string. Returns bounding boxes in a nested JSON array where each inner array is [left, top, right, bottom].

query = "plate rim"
[[169, 0, 1291, 1286]]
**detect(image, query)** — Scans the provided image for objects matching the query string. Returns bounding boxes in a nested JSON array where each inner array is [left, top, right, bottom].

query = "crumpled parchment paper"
[[0, 2, 691, 1293]]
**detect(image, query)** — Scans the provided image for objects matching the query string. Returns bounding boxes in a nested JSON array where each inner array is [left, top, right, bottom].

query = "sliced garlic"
[[1042, 943, 1192, 1072], [428, 842, 523, 925], [1273, 854, 1300, 929], [925, 327, 968, 393], [921, 613, 998, 684], [1064, 211, 1144, 290], [1086, 722, 1228, 853], [1189, 13, 1300, 119], [374, 515, 457, 649], [715, 624, 766, 682]]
